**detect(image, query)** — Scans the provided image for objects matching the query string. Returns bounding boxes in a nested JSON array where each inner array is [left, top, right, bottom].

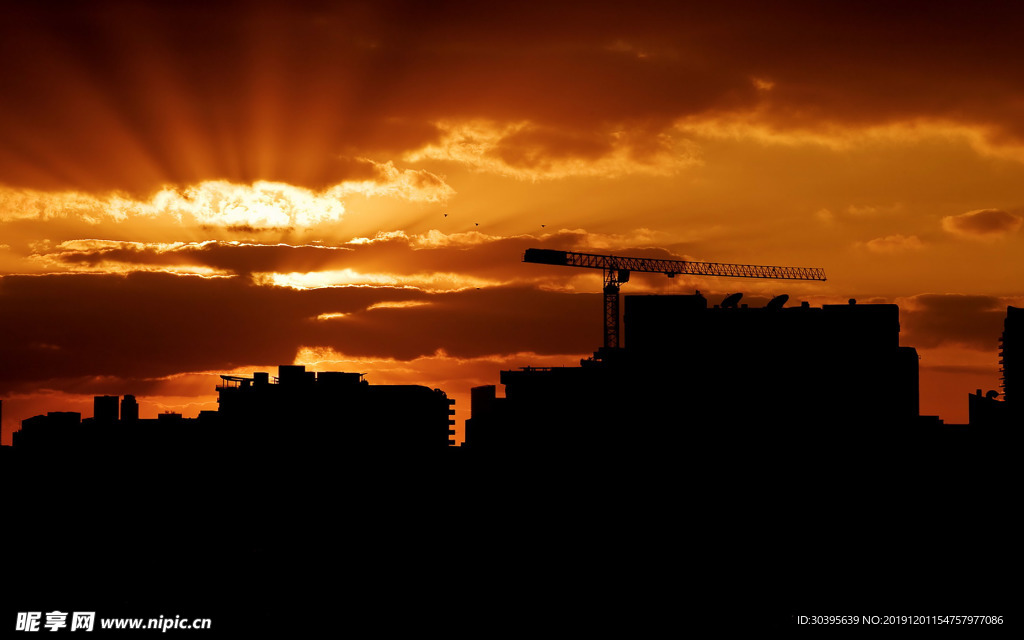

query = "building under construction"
[[467, 292, 921, 452]]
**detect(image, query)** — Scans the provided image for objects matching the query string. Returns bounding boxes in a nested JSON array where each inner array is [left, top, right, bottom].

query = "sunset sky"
[[3, 0, 1023, 443]]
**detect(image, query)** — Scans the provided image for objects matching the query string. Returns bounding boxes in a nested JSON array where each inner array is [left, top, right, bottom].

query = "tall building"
[[972, 305, 1024, 427], [1000, 306, 1023, 409], [93, 395, 119, 424], [121, 395, 139, 422]]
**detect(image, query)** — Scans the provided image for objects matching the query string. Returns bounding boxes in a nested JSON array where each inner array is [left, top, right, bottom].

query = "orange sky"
[[3, 0, 1023, 443]]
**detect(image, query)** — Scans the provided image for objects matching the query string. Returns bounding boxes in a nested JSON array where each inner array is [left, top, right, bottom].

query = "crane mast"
[[523, 248, 827, 349]]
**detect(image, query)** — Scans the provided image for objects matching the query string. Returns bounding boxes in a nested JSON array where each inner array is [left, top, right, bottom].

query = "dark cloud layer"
[[0, 272, 599, 392], [3, 1, 1024, 192], [900, 294, 1008, 350], [42, 231, 690, 279], [52, 242, 354, 275]]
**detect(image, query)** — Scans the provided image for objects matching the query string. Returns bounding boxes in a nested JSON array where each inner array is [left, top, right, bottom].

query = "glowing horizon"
[[4, 2, 1023, 443]]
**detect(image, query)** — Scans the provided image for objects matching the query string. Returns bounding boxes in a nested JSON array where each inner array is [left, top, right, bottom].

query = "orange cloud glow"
[[4, 1, 1024, 444], [0, 168, 451, 228]]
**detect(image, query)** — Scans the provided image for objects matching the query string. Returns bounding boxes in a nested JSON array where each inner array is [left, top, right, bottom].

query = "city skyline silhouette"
[[7, 277, 1019, 451], [2, 1, 1022, 632], [3, 288, 1019, 632]]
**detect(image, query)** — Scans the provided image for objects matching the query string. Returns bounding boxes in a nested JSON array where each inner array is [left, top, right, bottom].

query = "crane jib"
[[522, 247, 827, 349], [523, 248, 826, 281]]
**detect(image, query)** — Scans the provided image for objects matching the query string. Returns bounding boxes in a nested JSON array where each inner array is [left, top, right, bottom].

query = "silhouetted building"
[[624, 294, 919, 425], [968, 388, 1007, 427], [216, 365, 455, 451], [1000, 306, 1023, 418], [13, 412, 83, 451], [968, 305, 1023, 428], [94, 395, 119, 424], [470, 294, 921, 452], [464, 385, 505, 449], [121, 394, 139, 422], [9, 365, 456, 457]]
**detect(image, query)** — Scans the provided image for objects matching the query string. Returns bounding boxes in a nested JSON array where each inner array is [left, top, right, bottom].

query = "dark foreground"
[[2, 434, 1018, 634]]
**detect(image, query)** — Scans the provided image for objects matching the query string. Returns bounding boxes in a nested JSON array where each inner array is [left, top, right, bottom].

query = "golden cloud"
[[255, 269, 498, 291], [676, 107, 1024, 167], [0, 162, 452, 227], [863, 234, 924, 253]]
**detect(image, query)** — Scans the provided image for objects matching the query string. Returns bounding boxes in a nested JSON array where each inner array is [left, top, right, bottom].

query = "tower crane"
[[523, 248, 827, 349]]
